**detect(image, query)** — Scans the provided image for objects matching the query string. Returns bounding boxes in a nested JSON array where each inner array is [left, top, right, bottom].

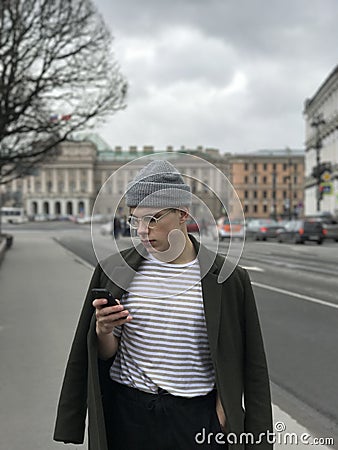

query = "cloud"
[[94, 0, 338, 152]]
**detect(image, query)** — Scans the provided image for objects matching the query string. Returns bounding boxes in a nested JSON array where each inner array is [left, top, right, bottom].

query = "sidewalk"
[[0, 232, 90, 450], [0, 232, 333, 449]]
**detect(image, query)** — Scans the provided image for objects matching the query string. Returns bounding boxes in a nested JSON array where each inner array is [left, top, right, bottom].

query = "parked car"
[[246, 219, 282, 241], [305, 213, 338, 242], [217, 217, 244, 240], [277, 219, 325, 244], [100, 221, 113, 235], [75, 215, 92, 224], [186, 218, 200, 233]]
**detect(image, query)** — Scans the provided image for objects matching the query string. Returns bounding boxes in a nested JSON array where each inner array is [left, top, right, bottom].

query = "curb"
[[0, 238, 7, 266], [0, 234, 13, 266]]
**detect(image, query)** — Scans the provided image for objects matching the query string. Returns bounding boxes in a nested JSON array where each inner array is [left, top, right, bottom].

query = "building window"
[[244, 190, 249, 199], [78, 201, 85, 215], [283, 163, 288, 171], [32, 201, 38, 215], [244, 163, 249, 171], [263, 163, 267, 171], [43, 201, 49, 214], [263, 204, 268, 213], [293, 176, 298, 184], [263, 190, 267, 199], [283, 190, 287, 199], [253, 163, 257, 171], [244, 175, 248, 184], [283, 176, 289, 184], [253, 204, 258, 213], [253, 190, 257, 199], [244, 204, 249, 213], [253, 175, 258, 184], [273, 163, 277, 171], [70, 181, 76, 192], [263, 176, 267, 184], [203, 181, 209, 193], [118, 182, 123, 195]]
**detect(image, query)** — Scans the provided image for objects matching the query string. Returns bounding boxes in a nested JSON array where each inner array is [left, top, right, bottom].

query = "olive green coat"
[[54, 237, 273, 449]]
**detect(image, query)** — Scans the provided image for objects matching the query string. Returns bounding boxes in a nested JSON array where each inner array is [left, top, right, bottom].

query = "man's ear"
[[178, 208, 190, 223]]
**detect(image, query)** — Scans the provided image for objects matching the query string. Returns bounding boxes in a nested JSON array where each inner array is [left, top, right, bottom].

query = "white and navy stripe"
[[110, 256, 215, 397]]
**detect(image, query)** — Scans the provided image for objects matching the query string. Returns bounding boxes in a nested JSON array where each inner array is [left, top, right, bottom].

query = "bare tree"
[[0, 0, 127, 184]]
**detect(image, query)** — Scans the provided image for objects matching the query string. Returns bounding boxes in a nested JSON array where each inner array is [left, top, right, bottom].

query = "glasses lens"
[[128, 210, 172, 230], [128, 216, 139, 229], [128, 215, 154, 229], [142, 215, 155, 228]]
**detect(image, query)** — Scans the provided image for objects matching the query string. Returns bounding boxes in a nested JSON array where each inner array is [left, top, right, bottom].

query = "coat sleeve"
[[53, 263, 102, 444], [242, 268, 273, 449]]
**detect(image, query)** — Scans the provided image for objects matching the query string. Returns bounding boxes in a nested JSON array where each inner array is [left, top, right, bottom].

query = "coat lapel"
[[200, 266, 223, 357], [100, 243, 146, 300]]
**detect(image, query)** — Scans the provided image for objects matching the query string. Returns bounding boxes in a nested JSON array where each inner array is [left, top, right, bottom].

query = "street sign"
[[322, 171, 331, 182], [320, 182, 333, 195]]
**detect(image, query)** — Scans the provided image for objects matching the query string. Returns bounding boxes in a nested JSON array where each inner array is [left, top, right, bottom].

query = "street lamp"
[[272, 169, 277, 220], [286, 147, 293, 220], [310, 113, 326, 212]]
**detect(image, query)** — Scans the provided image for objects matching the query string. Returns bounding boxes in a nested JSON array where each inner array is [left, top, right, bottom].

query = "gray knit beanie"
[[126, 160, 191, 208]]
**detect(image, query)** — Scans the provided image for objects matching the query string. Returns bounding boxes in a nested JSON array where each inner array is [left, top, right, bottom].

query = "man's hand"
[[216, 393, 226, 432], [93, 298, 132, 336], [92, 298, 132, 360]]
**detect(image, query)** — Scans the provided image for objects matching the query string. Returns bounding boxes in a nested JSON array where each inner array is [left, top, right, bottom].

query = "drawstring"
[[147, 388, 170, 411]]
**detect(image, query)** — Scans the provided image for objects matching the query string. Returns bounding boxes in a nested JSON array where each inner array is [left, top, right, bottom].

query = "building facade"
[[7, 140, 97, 219], [304, 64, 338, 216], [4, 135, 230, 220], [3, 136, 305, 222], [229, 149, 305, 220]]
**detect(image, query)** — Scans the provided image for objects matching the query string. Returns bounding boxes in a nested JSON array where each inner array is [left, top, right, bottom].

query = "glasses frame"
[[127, 209, 175, 230]]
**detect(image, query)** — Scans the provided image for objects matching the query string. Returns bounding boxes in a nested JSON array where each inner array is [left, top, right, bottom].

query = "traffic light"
[[319, 186, 324, 200], [318, 185, 324, 201], [312, 162, 331, 180]]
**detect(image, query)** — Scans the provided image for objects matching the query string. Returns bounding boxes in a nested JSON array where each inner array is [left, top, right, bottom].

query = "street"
[[0, 222, 337, 448], [56, 223, 338, 440]]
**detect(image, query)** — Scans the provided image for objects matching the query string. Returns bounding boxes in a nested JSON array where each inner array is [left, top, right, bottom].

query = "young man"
[[54, 160, 273, 450]]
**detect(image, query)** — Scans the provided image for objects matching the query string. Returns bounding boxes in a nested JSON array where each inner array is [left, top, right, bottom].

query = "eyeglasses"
[[127, 209, 174, 229]]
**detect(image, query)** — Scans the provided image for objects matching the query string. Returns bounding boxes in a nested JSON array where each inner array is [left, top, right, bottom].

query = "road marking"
[[241, 266, 264, 272], [252, 281, 338, 309]]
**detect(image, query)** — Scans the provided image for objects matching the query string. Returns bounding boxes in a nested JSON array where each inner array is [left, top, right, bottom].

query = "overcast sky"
[[93, 0, 338, 154]]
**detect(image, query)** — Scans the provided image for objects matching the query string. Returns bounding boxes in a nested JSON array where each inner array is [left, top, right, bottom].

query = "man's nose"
[[137, 220, 149, 234]]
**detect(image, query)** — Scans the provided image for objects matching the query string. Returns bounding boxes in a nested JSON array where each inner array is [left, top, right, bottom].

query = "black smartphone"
[[91, 288, 120, 307]]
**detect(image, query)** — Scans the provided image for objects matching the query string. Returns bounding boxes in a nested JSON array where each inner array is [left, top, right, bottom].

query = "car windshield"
[[284, 221, 296, 230], [251, 219, 277, 226], [304, 221, 322, 231]]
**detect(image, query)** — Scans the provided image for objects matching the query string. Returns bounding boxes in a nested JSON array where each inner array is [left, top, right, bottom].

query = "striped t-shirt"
[[110, 255, 215, 397]]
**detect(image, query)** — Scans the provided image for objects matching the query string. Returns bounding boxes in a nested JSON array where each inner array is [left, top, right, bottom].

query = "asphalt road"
[[4, 222, 338, 443]]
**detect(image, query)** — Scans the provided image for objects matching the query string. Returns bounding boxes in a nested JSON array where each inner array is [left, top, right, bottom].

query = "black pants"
[[103, 380, 228, 450]]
